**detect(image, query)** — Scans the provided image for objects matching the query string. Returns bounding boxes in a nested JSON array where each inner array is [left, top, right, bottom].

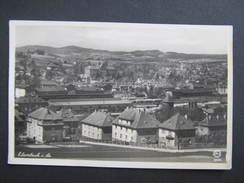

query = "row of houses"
[[25, 106, 227, 149]]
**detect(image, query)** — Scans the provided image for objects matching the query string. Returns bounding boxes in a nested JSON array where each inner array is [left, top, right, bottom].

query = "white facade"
[[217, 87, 227, 95], [15, 88, 26, 98], [112, 119, 137, 143], [158, 128, 176, 147], [27, 118, 43, 143], [82, 124, 102, 140]]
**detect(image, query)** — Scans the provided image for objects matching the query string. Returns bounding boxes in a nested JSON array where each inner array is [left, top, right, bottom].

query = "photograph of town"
[[9, 21, 232, 169]]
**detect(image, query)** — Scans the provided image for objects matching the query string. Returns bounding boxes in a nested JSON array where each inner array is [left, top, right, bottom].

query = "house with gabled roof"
[[27, 107, 63, 143], [81, 111, 114, 141], [196, 114, 227, 145], [158, 113, 195, 149], [59, 108, 88, 141], [112, 108, 160, 145]]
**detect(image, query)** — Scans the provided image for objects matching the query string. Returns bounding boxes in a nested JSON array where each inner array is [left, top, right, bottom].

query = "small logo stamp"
[[213, 150, 222, 162]]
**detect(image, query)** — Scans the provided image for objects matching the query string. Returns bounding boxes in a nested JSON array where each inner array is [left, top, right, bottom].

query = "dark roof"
[[75, 86, 103, 92], [38, 121, 64, 126], [59, 108, 88, 122], [16, 96, 47, 103], [28, 107, 62, 121], [199, 118, 227, 127], [36, 86, 66, 92], [119, 108, 138, 121], [159, 113, 194, 131], [47, 62, 59, 67], [49, 99, 132, 106], [82, 111, 113, 127], [115, 108, 160, 129]]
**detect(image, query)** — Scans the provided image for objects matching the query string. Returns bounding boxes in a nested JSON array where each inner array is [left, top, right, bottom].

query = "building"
[[27, 107, 63, 143], [84, 65, 100, 79], [36, 85, 113, 99], [112, 108, 160, 145], [216, 83, 227, 95], [158, 113, 195, 149], [16, 96, 48, 115], [39, 80, 59, 88], [15, 84, 26, 98], [172, 88, 215, 99], [49, 98, 133, 113], [35, 86, 67, 99], [196, 117, 227, 145], [59, 108, 88, 141], [81, 111, 114, 141]]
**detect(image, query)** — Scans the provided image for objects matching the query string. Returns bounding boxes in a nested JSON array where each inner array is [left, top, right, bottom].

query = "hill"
[[16, 45, 227, 63]]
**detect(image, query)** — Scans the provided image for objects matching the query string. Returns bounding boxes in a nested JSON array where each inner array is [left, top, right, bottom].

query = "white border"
[[8, 20, 233, 169]]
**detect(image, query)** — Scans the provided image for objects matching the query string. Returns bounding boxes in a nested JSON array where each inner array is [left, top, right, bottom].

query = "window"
[[120, 134, 122, 138]]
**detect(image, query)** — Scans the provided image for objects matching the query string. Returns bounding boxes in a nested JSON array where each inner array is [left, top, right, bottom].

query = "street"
[[15, 143, 226, 163]]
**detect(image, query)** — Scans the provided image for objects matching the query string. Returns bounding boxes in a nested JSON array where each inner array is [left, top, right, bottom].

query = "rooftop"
[[58, 108, 89, 122], [159, 113, 194, 131], [36, 86, 66, 92], [199, 118, 227, 127], [28, 107, 62, 121], [16, 96, 47, 103], [82, 111, 113, 127], [115, 108, 160, 129], [48, 99, 132, 106]]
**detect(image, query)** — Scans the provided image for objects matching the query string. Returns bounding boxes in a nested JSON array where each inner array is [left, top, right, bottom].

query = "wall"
[[42, 125, 63, 142], [158, 128, 176, 148], [101, 127, 112, 141], [27, 118, 43, 143], [15, 88, 26, 98], [82, 123, 102, 140], [112, 124, 137, 143], [136, 129, 158, 145]]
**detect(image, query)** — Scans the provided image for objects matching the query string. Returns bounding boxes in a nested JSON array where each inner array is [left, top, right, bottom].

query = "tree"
[[46, 70, 53, 80], [36, 49, 45, 55], [100, 61, 108, 70]]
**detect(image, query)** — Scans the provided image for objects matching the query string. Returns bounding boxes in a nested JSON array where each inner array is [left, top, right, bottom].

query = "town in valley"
[[14, 45, 228, 162]]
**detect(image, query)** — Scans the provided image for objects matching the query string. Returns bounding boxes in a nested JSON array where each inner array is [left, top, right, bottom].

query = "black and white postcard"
[[8, 21, 233, 169]]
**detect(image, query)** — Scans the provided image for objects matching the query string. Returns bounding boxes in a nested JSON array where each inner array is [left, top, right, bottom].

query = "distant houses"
[[16, 96, 48, 115], [15, 83, 26, 98], [39, 80, 59, 88]]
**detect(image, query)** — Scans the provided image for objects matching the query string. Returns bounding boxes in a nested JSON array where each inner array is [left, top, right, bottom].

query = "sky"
[[14, 21, 232, 54]]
